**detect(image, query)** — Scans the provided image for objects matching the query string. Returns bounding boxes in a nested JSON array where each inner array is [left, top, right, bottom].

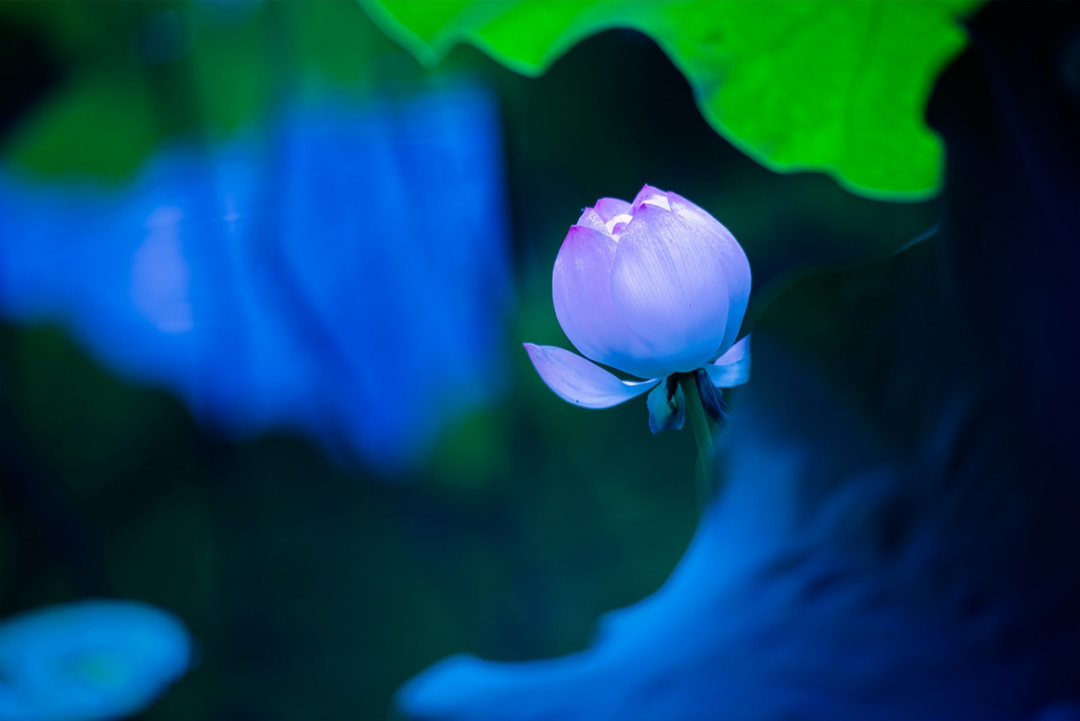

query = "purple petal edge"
[[523, 343, 660, 409]]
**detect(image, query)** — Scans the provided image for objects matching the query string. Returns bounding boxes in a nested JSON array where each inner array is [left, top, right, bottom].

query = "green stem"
[[678, 373, 714, 512]]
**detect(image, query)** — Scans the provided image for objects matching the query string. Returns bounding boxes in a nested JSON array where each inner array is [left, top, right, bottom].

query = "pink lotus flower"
[[524, 185, 751, 432]]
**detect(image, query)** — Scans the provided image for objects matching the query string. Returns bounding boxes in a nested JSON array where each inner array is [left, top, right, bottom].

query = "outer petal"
[[610, 203, 731, 372], [705, 335, 751, 388], [630, 184, 671, 213], [552, 225, 671, 379], [523, 344, 660, 409], [593, 198, 631, 222], [669, 191, 751, 355], [574, 208, 609, 234]]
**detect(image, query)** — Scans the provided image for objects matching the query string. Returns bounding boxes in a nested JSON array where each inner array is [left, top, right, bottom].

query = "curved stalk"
[[678, 373, 714, 513]]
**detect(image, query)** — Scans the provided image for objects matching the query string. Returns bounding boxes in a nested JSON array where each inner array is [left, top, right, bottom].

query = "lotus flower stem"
[[678, 373, 714, 511]]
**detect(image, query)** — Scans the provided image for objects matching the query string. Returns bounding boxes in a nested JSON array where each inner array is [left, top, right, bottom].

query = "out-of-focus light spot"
[[196, 0, 263, 29], [222, 196, 240, 225], [1033, 703, 1080, 721], [130, 207, 193, 335], [130, 9, 197, 66], [0, 600, 190, 721], [0, 83, 511, 471]]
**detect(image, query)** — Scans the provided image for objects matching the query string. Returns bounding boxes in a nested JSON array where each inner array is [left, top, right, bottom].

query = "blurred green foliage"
[[0, 1, 403, 181], [363, 0, 983, 201]]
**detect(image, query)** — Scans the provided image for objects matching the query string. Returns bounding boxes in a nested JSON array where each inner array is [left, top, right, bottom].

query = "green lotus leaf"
[[361, 0, 984, 201]]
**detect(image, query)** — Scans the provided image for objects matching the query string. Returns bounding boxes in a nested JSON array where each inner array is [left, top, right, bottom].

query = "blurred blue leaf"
[[395, 331, 1079, 721], [0, 83, 512, 470], [0, 600, 190, 721]]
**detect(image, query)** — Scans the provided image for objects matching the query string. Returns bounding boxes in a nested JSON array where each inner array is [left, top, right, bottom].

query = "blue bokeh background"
[[1, 84, 510, 469]]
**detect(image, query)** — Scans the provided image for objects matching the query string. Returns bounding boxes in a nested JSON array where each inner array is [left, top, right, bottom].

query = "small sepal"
[[647, 375, 685, 434], [706, 335, 751, 388], [694, 369, 728, 425]]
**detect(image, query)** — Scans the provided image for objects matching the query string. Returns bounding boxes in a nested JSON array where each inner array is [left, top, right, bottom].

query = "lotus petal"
[[610, 203, 731, 372], [523, 344, 660, 409], [706, 335, 751, 388], [667, 192, 751, 355], [630, 184, 671, 213], [552, 225, 671, 379], [574, 208, 609, 233], [593, 197, 631, 222]]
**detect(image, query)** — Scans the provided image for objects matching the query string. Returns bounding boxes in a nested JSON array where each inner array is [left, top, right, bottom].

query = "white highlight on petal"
[[605, 213, 634, 239]]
